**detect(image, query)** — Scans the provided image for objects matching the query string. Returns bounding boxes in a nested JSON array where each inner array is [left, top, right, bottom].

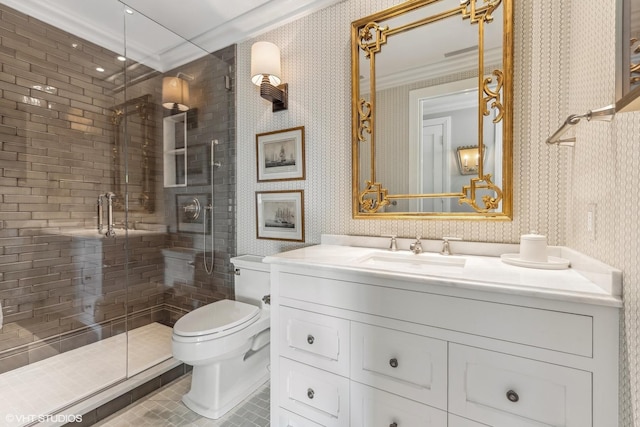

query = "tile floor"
[[95, 374, 270, 427], [0, 323, 173, 427]]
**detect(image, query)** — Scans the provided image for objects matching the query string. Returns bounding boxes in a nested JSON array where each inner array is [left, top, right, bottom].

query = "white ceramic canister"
[[519, 232, 548, 262]]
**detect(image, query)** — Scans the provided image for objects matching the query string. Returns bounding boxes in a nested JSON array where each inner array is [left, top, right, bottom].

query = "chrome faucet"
[[440, 236, 462, 256], [384, 234, 398, 251], [409, 236, 423, 254]]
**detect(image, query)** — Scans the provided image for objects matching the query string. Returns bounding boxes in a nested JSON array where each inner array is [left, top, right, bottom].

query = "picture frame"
[[176, 193, 210, 233], [256, 190, 304, 242], [256, 126, 305, 182]]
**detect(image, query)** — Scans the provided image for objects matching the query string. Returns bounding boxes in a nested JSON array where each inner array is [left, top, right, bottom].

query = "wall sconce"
[[456, 145, 481, 175], [251, 41, 288, 112], [162, 72, 193, 114]]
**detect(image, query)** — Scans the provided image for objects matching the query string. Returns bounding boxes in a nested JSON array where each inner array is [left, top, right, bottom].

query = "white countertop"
[[263, 235, 622, 308]]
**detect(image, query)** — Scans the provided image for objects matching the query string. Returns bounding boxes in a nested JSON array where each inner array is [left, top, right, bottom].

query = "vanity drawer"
[[279, 273, 593, 357], [449, 343, 592, 427], [279, 357, 350, 427], [280, 306, 350, 376], [448, 414, 490, 427], [350, 322, 447, 409], [278, 408, 324, 427], [351, 381, 447, 427]]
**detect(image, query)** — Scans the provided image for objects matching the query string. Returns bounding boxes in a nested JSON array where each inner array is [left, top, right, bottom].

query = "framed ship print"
[[255, 190, 304, 242]]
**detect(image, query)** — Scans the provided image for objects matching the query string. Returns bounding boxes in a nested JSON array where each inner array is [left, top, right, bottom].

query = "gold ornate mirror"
[[351, 0, 512, 219], [616, 0, 640, 112]]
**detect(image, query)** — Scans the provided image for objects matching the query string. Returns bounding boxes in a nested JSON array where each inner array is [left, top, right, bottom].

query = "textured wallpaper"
[[236, 0, 638, 423], [237, 0, 533, 254], [567, 0, 639, 424]]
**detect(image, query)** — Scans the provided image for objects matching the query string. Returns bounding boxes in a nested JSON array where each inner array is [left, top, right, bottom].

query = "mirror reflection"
[[617, 0, 640, 111], [632, 0, 640, 90], [352, 0, 512, 219]]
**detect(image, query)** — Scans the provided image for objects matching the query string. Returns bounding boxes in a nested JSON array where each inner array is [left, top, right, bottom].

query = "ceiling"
[[0, 0, 345, 71], [359, 3, 504, 92]]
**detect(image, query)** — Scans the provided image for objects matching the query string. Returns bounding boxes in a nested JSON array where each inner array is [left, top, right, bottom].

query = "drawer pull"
[[307, 334, 315, 345], [389, 358, 399, 368], [506, 389, 520, 403], [307, 388, 315, 399]]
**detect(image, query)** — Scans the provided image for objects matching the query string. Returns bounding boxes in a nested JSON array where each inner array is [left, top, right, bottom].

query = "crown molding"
[[0, 0, 345, 71]]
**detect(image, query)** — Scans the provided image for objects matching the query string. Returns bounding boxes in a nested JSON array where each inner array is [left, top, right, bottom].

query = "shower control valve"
[[182, 198, 201, 221]]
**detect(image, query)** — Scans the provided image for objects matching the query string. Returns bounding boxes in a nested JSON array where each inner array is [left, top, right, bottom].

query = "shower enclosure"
[[0, 0, 236, 423]]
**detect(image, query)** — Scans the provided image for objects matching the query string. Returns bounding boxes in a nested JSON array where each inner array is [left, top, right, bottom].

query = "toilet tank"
[[230, 255, 270, 306]]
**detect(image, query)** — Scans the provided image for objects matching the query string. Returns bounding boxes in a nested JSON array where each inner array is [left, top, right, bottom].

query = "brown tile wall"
[[0, 5, 168, 371], [0, 3, 237, 375], [162, 45, 237, 312]]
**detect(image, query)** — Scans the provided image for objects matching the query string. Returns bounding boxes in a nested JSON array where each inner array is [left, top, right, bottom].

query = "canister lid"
[[521, 232, 546, 241]]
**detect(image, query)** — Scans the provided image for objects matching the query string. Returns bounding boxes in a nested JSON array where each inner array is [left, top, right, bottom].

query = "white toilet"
[[171, 255, 271, 419]]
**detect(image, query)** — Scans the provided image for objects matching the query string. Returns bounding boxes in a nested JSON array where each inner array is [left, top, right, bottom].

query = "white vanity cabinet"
[[267, 246, 620, 427]]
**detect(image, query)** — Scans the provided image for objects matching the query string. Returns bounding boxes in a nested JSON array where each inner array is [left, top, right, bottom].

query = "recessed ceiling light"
[[125, 8, 133, 14], [117, 56, 126, 62], [96, 67, 105, 72]]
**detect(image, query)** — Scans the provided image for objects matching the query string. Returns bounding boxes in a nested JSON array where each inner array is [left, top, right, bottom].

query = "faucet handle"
[[382, 234, 398, 251], [441, 236, 462, 256]]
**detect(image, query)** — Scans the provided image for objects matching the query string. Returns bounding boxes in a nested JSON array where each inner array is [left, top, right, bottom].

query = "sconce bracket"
[[260, 82, 288, 112]]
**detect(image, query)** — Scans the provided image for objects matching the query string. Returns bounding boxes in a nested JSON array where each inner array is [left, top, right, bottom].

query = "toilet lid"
[[173, 299, 260, 337]]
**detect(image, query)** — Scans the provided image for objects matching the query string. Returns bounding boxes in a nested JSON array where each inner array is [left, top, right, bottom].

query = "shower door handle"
[[98, 193, 116, 237], [97, 195, 103, 233], [105, 192, 116, 237]]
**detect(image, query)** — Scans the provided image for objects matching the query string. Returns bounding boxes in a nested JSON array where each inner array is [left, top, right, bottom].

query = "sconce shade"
[[251, 41, 282, 86], [456, 145, 481, 175], [162, 76, 190, 111]]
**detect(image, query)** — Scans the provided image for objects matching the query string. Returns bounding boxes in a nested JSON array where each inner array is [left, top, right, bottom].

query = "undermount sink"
[[355, 251, 467, 271]]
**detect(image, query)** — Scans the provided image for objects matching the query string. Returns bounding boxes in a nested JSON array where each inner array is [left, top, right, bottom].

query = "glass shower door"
[[0, 0, 236, 422], [120, 0, 238, 381], [0, 0, 130, 421], [120, 3, 215, 380]]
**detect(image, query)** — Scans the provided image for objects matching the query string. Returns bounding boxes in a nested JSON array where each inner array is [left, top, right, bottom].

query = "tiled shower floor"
[[0, 322, 173, 427]]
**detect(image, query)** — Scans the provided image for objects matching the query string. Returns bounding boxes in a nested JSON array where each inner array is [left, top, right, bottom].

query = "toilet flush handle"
[[262, 294, 271, 305], [235, 268, 240, 275]]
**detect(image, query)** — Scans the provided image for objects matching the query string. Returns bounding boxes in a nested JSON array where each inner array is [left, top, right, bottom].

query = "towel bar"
[[546, 104, 616, 146]]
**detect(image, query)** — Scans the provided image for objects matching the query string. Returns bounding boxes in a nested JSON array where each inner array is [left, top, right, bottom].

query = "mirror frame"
[[351, 0, 513, 220], [616, 0, 640, 112]]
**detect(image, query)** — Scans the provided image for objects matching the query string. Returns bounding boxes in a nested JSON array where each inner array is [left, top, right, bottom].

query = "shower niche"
[[163, 109, 202, 188]]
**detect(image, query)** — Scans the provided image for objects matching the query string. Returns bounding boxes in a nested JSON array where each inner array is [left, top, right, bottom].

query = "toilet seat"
[[173, 299, 260, 338]]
